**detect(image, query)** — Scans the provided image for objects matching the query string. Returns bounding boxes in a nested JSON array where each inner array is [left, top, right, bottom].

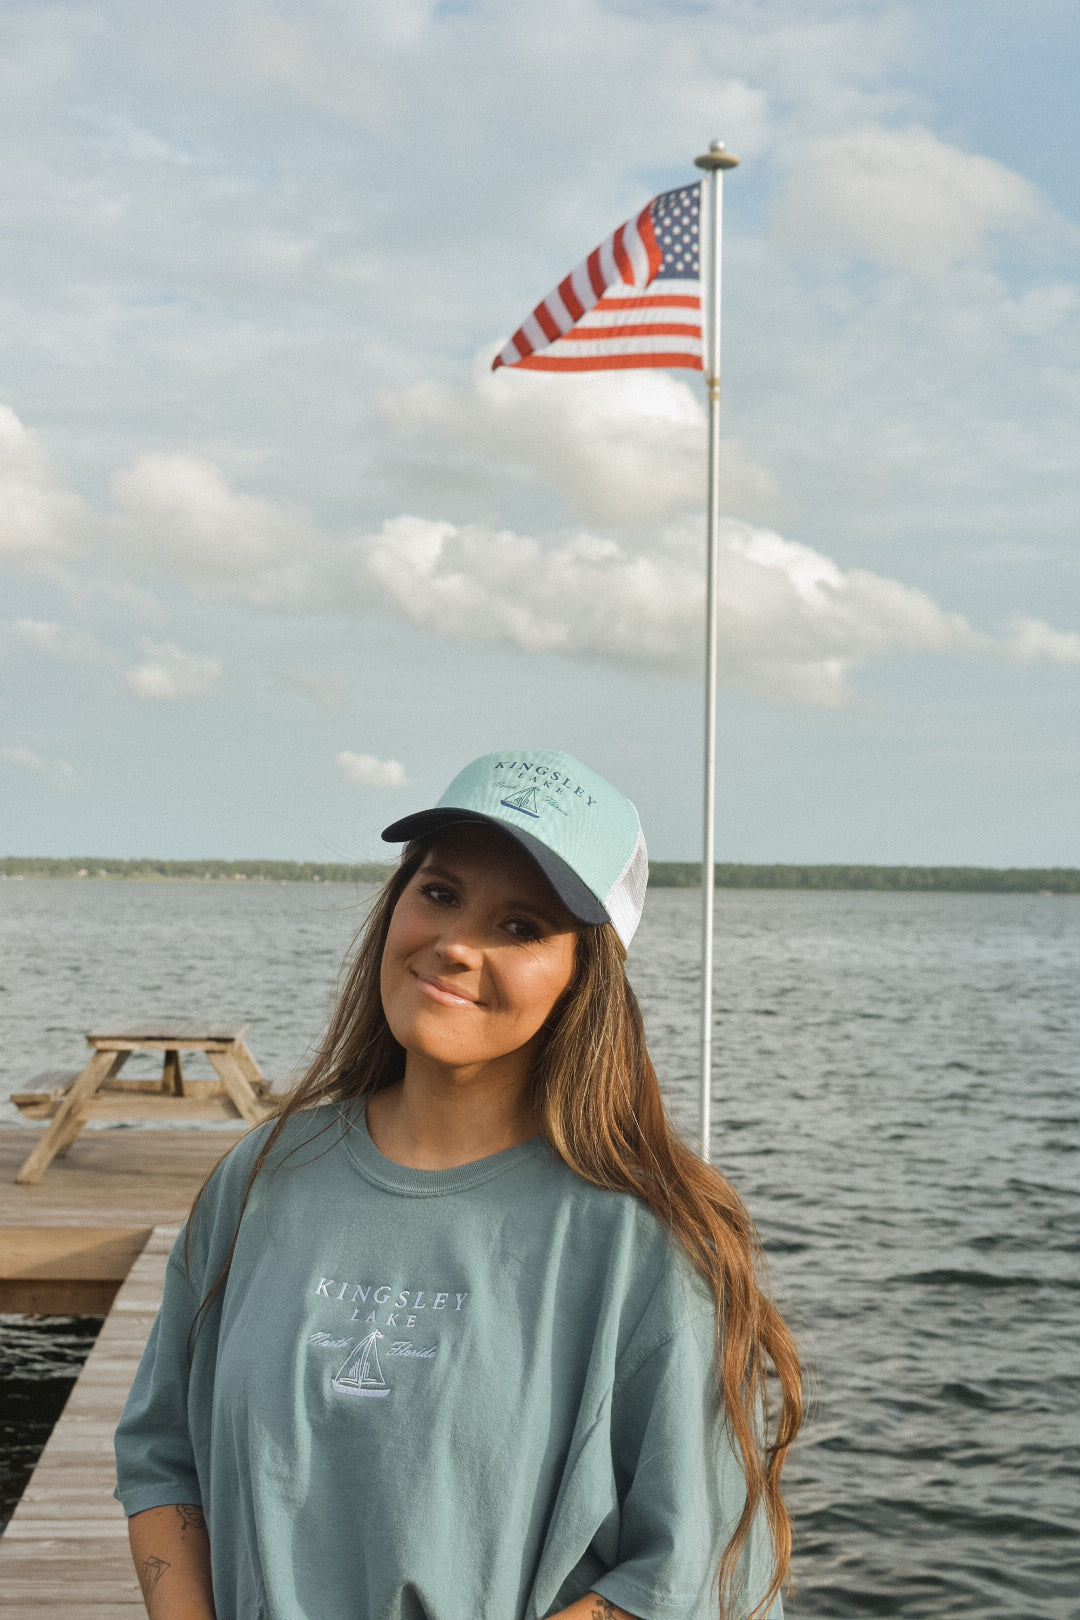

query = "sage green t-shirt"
[[114, 1107, 780, 1620]]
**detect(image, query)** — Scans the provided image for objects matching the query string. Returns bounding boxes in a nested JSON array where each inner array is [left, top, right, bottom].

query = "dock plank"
[[0, 1127, 249, 1224], [0, 1226, 177, 1615], [0, 1227, 154, 1313], [0, 1229, 151, 1278]]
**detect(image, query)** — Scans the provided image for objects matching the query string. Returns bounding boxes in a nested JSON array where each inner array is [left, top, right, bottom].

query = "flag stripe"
[[549, 286, 577, 330], [624, 214, 651, 286], [638, 205, 662, 282], [555, 322, 702, 342], [574, 298, 702, 332], [573, 261, 597, 309], [556, 275, 584, 323], [521, 313, 546, 352], [534, 303, 562, 344], [512, 352, 702, 372], [546, 331, 700, 352], [611, 223, 634, 285], [582, 294, 701, 322], [597, 293, 700, 311]]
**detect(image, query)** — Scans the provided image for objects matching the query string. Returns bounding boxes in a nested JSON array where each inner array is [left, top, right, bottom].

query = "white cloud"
[[336, 751, 407, 789], [109, 453, 321, 588], [124, 639, 224, 702], [1003, 617, 1080, 667], [775, 124, 1055, 273], [13, 618, 113, 665], [380, 353, 780, 527], [91, 443, 1080, 708], [283, 669, 348, 710], [0, 383, 1074, 714], [349, 511, 993, 706], [1, 745, 82, 791], [0, 405, 88, 564]]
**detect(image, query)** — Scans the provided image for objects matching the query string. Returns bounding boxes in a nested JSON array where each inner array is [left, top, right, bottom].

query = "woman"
[[115, 748, 802, 1620]]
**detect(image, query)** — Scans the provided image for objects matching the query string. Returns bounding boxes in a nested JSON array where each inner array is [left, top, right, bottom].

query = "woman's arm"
[[551, 1595, 639, 1620], [127, 1504, 215, 1619]]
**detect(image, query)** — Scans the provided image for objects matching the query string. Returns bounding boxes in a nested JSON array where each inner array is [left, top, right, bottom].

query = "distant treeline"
[[2, 856, 1078, 893], [0, 857, 392, 883], [649, 863, 1080, 893]]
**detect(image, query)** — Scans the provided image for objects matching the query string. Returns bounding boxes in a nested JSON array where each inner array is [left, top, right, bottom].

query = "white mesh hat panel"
[[602, 818, 649, 949]]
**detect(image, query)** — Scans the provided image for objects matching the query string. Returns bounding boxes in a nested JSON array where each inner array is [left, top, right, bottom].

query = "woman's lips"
[[412, 972, 481, 1009]]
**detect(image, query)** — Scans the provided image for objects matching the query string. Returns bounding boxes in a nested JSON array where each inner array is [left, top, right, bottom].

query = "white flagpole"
[[694, 138, 739, 1161]]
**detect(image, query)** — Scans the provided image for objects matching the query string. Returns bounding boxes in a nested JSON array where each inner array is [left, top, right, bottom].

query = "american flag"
[[492, 184, 703, 374]]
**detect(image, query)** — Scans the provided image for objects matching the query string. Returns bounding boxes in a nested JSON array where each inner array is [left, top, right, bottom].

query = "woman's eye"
[[505, 917, 541, 943], [419, 881, 456, 905]]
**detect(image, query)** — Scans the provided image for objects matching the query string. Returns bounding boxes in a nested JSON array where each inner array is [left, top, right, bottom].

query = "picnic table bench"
[[13, 1020, 276, 1186]]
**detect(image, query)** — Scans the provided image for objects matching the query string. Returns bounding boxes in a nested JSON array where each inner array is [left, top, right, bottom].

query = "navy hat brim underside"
[[381, 809, 608, 928]]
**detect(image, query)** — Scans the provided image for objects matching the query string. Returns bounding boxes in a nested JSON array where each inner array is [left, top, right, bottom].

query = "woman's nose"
[[432, 920, 484, 965]]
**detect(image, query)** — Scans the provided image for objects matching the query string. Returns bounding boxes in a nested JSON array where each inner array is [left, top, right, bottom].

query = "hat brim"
[[381, 809, 608, 929]]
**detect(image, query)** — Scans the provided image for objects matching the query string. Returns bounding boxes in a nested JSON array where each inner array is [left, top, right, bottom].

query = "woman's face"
[[380, 823, 579, 1082]]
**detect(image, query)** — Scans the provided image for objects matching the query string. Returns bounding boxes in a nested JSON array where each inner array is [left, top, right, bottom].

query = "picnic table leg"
[[207, 1051, 271, 1128], [162, 1048, 185, 1096], [15, 1050, 130, 1186], [231, 1040, 270, 1095], [41, 1049, 132, 1163]]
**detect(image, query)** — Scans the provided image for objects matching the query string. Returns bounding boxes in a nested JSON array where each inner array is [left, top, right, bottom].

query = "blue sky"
[[1, 0, 1077, 864]]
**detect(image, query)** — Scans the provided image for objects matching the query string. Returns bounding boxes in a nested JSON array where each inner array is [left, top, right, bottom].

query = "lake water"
[[1, 879, 1078, 1617], [0, 1315, 101, 1526]]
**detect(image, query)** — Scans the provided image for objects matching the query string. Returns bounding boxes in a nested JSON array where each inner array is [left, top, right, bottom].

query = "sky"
[[0, 0, 1077, 865]]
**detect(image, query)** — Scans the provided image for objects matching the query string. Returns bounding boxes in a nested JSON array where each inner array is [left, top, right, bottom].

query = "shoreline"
[[2, 858, 1078, 893]]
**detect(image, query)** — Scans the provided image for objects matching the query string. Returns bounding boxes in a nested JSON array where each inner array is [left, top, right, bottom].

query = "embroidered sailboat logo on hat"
[[500, 786, 540, 818], [332, 1330, 390, 1398]]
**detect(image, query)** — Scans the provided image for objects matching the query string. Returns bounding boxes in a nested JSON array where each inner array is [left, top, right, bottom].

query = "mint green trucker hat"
[[382, 749, 649, 948]]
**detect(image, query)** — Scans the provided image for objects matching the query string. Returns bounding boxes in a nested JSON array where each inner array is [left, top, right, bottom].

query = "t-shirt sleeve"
[[593, 1309, 782, 1620], [113, 1234, 205, 1517], [112, 1126, 264, 1519], [112, 1117, 330, 1522]]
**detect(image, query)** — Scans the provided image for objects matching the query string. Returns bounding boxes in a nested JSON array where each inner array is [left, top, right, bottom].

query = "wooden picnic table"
[[13, 1020, 275, 1186]]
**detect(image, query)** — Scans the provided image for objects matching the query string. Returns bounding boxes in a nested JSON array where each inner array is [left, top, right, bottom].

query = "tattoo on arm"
[[139, 1554, 170, 1603], [175, 1502, 207, 1533], [589, 1598, 617, 1620]]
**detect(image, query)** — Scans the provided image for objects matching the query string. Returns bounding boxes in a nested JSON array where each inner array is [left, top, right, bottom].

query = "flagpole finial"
[[695, 139, 740, 172]]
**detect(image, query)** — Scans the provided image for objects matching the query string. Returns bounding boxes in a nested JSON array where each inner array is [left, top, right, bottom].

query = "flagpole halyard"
[[694, 139, 739, 1162]]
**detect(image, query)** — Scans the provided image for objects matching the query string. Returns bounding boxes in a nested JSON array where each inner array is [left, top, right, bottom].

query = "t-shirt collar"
[[340, 1102, 545, 1198]]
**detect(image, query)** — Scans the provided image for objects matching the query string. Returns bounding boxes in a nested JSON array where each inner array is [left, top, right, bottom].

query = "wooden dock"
[[0, 1126, 243, 1233], [0, 1125, 250, 1615]]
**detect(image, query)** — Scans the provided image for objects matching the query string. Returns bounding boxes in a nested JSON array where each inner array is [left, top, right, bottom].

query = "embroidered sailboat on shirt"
[[500, 786, 540, 818], [332, 1330, 391, 1398]]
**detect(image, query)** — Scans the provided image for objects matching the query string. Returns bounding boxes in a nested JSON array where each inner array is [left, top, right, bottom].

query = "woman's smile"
[[411, 971, 483, 1009]]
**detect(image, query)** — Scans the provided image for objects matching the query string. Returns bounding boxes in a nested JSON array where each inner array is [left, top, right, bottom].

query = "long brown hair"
[[189, 842, 802, 1620]]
